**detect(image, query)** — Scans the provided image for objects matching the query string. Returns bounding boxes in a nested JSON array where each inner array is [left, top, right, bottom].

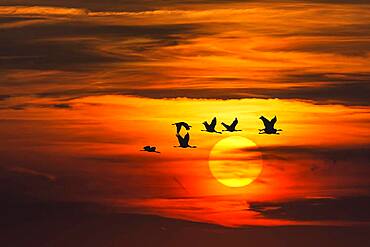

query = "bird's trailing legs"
[[201, 129, 222, 134]]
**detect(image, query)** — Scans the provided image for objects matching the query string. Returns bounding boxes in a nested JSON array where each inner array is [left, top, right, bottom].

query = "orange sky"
[[0, 1, 369, 227], [1, 95, 369, 226]]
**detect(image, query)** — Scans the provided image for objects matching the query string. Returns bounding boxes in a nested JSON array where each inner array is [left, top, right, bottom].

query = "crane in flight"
[[221, 117, 242, 132], [140, 146, 160, 153], [172, 121, 192, 134], [174, 133, 196, 148], [202, 117, 222, 134], [259, 116, 282, 134]]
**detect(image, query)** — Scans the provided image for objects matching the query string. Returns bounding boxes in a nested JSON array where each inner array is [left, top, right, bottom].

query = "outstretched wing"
[[210, 117, 217, 129], [230, 118, 238, 129], [183, 122, 191, 130], [270, 116, 277, 128], [221, 122, 229, 129], [184, 133, 190, 145], [175, 123, 181, 133], [260, 116, 271, 129], [176, 134, 184, 145]]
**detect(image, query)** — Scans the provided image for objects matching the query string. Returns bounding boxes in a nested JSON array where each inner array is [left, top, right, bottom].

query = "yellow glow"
[[209, 136, 263, 188]]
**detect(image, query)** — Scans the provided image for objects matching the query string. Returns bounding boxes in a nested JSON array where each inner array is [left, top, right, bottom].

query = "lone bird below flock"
[[202, 117, 222, 134], [172, 121, 192, 134], [140, 146, 160, 153], [221, 117, 241, 132], [174, 133, 196, 148], [259, 116, 282, 134]]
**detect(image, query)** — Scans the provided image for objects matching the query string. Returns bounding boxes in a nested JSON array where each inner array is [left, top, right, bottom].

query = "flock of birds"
[[141, 115, 282, 153]]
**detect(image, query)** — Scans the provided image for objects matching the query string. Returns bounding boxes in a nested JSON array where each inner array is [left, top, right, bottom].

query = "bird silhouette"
[[259, 116, 282, 134], [172, 121, 192, 134], [174, 133, 196, 148], [201, 117, 222, 134], [221, 117, 241, 132], [140, 145, 160, 153]]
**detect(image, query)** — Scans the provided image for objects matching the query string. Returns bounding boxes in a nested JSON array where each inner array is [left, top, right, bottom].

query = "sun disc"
[[209, 136, 263, 188]]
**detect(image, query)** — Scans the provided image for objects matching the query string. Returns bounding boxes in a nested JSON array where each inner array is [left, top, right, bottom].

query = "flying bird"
[[140, 145, 160, 153], [259, 116, 282, 134], [221, 117, 242, 132], [174, 133, 196, 148], [172, 121, 192, 134], [202, 117, 222, 134]]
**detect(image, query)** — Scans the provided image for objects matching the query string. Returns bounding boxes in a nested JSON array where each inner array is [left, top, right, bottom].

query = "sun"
[[209, 136, 263, 188]]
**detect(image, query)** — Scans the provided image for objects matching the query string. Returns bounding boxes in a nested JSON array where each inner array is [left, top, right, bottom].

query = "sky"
[[0, 0, 370, 237]]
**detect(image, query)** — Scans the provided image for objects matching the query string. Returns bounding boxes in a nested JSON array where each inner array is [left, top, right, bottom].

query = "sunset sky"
[[1, 0, 370, 246]]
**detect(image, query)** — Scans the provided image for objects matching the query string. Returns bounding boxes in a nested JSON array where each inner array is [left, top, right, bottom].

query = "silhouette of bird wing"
[[230, 118, 238, 129], [176, 134, 185, 145], [151, 147, 156, 152], [260, 116, 271, 129], [221, 122, 230, 129], [210, 117, 217, 129], [184, 133, 190, 145], [183, 122, 191, 130], [270, 116, 277, 128], [175, 123, 181, 133], [143, 146, 151, 151]]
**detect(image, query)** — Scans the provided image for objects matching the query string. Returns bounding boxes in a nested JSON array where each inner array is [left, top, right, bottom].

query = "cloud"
[[7, 166, 56, 182], [33, 81, 370, 106], [2, 198, 370, 246], [0, 16, 44, 24], [243, 144, 370, 165], [0, 102, 73, 110], [0, 19, 202, 71], [249, 196, 370, 222], [255, 82, 370, 106], [1, 1, 369, 13], [260, 36, 370, 57], [0, 94, 11, 100], [0, 165, 59, 204], [0, 6, 88, 16], [0, 2, 369, 107]]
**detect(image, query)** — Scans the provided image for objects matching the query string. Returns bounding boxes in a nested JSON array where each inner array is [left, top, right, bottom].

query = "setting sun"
[[209, 136, 263, 188]]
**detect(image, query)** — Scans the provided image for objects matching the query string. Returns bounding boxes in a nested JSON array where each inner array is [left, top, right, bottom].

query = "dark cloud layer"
[[250, 196, 370, 222], [32, 79, 370, 106], [246, 144, 370, 163], [0, 17, 44, 24], [0, 0, 369, 12], [1, 199, 370, 247], [0, 20, 200, 71], [0, 4, 369, 106]]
